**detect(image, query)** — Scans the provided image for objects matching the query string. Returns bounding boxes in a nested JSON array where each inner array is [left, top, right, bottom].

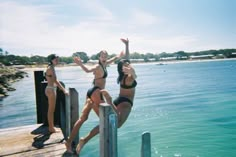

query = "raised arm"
[[74, 56, 98, 73], [120, 38, 129, 60]]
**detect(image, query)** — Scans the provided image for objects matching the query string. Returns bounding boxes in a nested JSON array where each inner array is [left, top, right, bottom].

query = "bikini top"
[[45, 65, 54, 78], [93, 63, 108, 84], [120, 77, 137, 89], [99, 62, 108, 79]]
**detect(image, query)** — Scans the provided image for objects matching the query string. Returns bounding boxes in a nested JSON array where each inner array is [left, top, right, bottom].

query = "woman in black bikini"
[[74, 38, 137, 155], [45, 54, 69, 133], [65, 50, 124, 153]]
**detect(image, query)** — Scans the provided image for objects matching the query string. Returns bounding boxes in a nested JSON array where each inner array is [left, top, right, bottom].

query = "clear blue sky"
[[0, 0, 235, 57]]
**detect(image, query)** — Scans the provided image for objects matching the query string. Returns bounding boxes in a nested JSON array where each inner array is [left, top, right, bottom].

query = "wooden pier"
[[0, 71, 152, 157], [0, 124, 69, 157]]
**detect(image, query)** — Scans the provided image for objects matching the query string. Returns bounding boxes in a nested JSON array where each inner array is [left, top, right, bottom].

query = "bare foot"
[[76, 138, 86, 155], [65, 141, 73, 153], [49, 127, 60, 134], [120, 38, 129, 44]]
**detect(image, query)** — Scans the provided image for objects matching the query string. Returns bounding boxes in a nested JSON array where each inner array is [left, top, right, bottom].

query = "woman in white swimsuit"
[[45, 54, 69, 133]]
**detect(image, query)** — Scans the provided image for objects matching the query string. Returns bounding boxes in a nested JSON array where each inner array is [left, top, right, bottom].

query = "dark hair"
[[98, 50, 108, 65], [117, 59, 130, 84], [47, 54, 59, 65]]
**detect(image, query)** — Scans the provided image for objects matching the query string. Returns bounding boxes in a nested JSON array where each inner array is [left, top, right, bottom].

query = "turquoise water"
[[0, 60, 236, 157]]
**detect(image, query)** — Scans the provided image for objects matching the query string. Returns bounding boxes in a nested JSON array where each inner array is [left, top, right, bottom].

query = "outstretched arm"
[[106, 51, 124, 65], [74, 56, 98, 73]]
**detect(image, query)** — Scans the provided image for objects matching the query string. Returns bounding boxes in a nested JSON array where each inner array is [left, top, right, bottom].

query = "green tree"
[[30, 55, 47, 64], [0, 48, 3, 56], [72, 52, 89, 63], [5, 51, 9, 56], [90, 54, 99, 60], [60, 56, 73, 64]]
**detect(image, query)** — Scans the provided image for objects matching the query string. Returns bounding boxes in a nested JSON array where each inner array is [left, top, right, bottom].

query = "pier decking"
[[0, 124, 69, 157]]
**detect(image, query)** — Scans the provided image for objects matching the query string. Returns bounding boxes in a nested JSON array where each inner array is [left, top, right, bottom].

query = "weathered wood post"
[[141, 132, 151, 157], [64, 88, 79, 145], [99, 103, 117, 157], [34, 71, 45, 123]]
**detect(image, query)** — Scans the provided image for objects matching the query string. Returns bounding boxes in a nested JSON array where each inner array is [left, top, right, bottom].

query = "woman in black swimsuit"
[[74, 38, 137, 155], [65, 50, 124, 153]]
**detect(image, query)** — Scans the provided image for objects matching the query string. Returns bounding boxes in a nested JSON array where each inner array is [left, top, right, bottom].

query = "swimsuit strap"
[[93, 63, 108, 85], [99, 62, 108, 79]]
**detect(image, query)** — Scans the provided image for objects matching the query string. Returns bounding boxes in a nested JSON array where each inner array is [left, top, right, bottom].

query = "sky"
[[0, 0, 235, 57]]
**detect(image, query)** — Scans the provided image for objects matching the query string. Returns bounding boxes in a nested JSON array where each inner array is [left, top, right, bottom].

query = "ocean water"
[[0, 60, 236, 157]]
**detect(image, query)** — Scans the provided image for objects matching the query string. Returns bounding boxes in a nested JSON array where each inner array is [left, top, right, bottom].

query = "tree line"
[[0, 48, 236, 66]]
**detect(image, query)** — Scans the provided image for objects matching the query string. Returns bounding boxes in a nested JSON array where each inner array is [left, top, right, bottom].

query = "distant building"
[[189, 54, 214, 59], [160, 57, 177, 61], [147, 58, 156, 62], [87, 59, 98, 64], [130, 59, 144, 62]]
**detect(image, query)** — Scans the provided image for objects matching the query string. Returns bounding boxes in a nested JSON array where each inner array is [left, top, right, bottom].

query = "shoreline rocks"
[[0, 67, 28, 99]]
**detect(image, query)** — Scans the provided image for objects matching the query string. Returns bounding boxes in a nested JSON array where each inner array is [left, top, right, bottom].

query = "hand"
[[120, 38, 129, 44], [64, 90, 69, 96], [123, 65, 133, 75], [74, 56, 82, 65]]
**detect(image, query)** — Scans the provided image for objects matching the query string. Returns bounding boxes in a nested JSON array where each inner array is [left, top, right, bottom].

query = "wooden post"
[[69, 88, 79, 145], [109, 114, 118, 156], [40, 81, 48, 125], [64, 94, 70, 140], [64, 88, 79, 142], [141, 132, 151, 157], [99, 103, 117, 157], [34, 71, 45, 123]]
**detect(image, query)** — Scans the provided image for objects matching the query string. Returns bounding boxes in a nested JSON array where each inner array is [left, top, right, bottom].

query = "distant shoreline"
[[13, 57, 236, 72]]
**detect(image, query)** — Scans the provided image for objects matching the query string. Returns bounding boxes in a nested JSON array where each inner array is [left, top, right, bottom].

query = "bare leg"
[[76, 125, 99, 154], [46, 89, 57, 133], [65, 98, 93, 153], [116, 102, 132, 128]]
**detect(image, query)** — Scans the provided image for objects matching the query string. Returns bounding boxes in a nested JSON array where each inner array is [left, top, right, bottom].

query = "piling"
[[99, 103, 117, 157], [141, 131, 151, 157]]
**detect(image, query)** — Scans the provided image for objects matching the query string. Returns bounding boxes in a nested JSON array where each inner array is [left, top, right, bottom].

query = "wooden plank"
[[0, 124, 70, 157]]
